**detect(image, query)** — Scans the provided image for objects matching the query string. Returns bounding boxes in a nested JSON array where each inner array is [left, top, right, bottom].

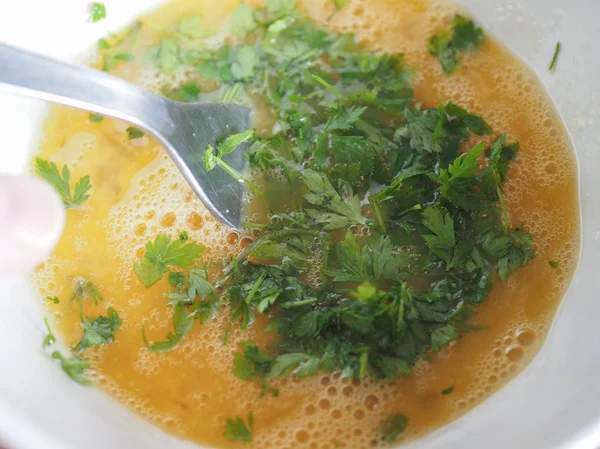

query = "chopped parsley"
[[381, 413, 409, 442], [549, 261, 560, 269], [46, 296, 60, 304], [452, 14, 484, 50], [126, 126, 145, 140], [74, 307, 122, 351], [442, 385, 455, 395], [130, 2, 536, 434], [231, 2, 257, 39], [88, 2, 106, 23], [428, 15, 484, 74], [51, 352, 92, 385], [43, 318, 92, 386], [134, 234, 205, 287], [144, 302, 194, 353], [224, 411, 254, 442], [102, 52, 134, 71], [162, 81, 201, 102], [549, 42, 561, 71], [98, 21, 142, 71], [233, 342, 279, 397], [43, 318, 57, 349], [44, 282, 122, 385], [71, 277, 104, 321], [203, 130, 261, 194], [35, 158, 92, 209], [89, 113, 105, 123]]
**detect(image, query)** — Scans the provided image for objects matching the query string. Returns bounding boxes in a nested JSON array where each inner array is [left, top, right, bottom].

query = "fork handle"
[[0, 42, 171, 132]]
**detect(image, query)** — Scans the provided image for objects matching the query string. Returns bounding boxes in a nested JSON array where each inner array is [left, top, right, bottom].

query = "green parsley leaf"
[[203, 131, 261, 195], [88, 2, 106, 22], [268, 353, 310, 377], [134, 234, 205, 287], [332, 135, 372, 175], [71, 278, 103, 305], [46, 296, 60, 304], [231, 3, 257, 38], [89, 113, 105, 123], [442, 385, 455, 395], [152, 39, 180, 73], [326, 232, 409, 283], [497, 229, 536, 281], [219, 130, 255, 156], [325, 106, 367, 130], [71, 278, 104, 321], [437, 143, 487, 210], [163, 81, 201, 102], [203, 145, 218, 171], [428, 15, 484, 74], [146, 302, 194, 353], [224, 411, 254, 442], [431, 324, 460, 351], [74, 307, 122, 351], [177, 15, 209, 42], [428, 33, 459, 74], [35, 158, 92, 209], [371, 355, 412, 379], [168, 271, 186, 289], [381, 414, 409, 443], [303, 170, 364, 230], [349, 282, 387, 302], [126, 126, 145, 139], [188, 269, 214, 299], [231, 46, 259, 81], [549, 261, 560, 269], [51, 351, 92, 385], [452, 15, 484, 51], [102, 52, 134, 71], [97, 38, 111, 50], [233, 342, 278, 396], [44, 318, 92, 385], [422, 206, 456, 265], [445, 102, 491, 135]]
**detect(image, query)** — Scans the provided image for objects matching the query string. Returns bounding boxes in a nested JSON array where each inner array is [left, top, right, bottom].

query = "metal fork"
[[0, 43, 252, 228]]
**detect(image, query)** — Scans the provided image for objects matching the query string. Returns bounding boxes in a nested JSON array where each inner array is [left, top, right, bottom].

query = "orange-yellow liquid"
[[34, 0, 579, 448]]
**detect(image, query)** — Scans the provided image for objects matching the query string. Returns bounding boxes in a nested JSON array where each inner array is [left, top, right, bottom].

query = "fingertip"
[[0, 174, 65, 275]]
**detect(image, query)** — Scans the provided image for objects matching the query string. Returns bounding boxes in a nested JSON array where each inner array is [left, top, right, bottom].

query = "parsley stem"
[[222, 321, 232, 345], [222, 83, 243, 104], [245, 273, 267, 305], [549, 42, 561, 71], [241, 221, 268, 229], [493, 171, 510, 233], [396, 204, 422, 218], [215, 159, 263, 196], [311, 74, 343, 98], [280, 297, 318, 308], [321, 236, 331, 285], [370, 198, 387, 233]]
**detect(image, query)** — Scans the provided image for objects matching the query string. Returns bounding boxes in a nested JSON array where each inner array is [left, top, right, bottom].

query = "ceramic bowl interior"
[[0, 1, 599, 448]]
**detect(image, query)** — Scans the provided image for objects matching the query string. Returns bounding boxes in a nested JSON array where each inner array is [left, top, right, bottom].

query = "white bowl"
[[1, 1, 599, 448]]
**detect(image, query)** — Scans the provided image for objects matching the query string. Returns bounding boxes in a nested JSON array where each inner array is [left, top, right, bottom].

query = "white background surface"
[[0, 1, 599, 449]]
